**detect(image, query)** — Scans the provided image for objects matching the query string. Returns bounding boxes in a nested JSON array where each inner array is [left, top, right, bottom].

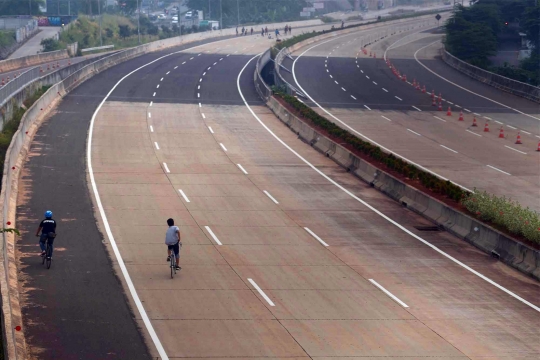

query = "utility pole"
[[220, 0, 222, 32], [29, 0, 31, 16], [209, 0, 211, 19], [137, 0, 141, 44], [237, 0, 239, 26], [98, 0, 103, 46]]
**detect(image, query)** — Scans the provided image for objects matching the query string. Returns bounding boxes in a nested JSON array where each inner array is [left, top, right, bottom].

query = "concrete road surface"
[[282, 16, 540, 211], [8, 27, 62, 59], [15, 15, 540, 360]]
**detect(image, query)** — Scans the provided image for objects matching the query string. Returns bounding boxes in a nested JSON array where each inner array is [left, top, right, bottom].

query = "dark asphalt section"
[[14, 34, 238, 360]]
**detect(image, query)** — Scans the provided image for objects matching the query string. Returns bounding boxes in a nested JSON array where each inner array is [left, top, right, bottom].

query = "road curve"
[[15, 18, 540, 359], [287, 21, 540, 211]]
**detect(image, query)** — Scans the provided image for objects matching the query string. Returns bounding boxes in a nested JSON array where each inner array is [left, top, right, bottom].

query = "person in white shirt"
[[165, 218, 181, 270]]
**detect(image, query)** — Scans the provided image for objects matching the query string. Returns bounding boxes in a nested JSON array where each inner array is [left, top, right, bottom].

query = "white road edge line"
[[292, 42, 472, 192], [247, 279, 275, 307], [204, 226, 222, 245], [178, 189, 190, 203], [219, 143, 227, 152], [505, 145, 527, 155], [304, 227, 329, 247], [87, 37, 259, 360], [263, 190, 279, 204], [237, 164, 248, 174], [414, 40, 540, 122], [487, 165, 511, 175], [369, 279, 409, 308], [239, 53, 540, 314]]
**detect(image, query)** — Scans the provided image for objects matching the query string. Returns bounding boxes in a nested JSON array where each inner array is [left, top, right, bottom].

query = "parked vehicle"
[[185, 11, 192, 19], [158, 13, 166, 20]]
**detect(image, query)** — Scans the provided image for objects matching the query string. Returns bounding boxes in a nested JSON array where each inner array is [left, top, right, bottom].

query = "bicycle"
[[41, 232, 55, 269], [170, 250, 176, 279]]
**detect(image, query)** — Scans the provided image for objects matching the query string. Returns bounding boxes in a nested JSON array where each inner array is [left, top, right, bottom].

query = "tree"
[[0, 0, 45, 15], [119, 25, 131, 39], [445, 17, 497, 67]]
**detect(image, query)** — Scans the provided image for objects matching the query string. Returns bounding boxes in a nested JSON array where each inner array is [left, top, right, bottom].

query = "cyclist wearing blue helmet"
[[35, 210, 57, 259]]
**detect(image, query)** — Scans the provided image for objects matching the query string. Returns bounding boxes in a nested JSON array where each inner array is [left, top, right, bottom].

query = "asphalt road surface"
[[15, 16, 540, 360], [284, 18, 540, 211]]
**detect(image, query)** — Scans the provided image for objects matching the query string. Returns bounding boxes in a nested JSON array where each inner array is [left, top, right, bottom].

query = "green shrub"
[[462, 189, 540, 244], [275, 92, 466, 203]]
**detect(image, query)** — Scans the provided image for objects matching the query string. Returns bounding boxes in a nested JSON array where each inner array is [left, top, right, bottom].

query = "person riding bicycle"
[[35, 210, 56, 259], [165, 218, 181, 270]]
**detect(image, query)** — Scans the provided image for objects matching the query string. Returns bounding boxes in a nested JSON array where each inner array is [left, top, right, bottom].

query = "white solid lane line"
[[414, 40, 540, 122], [447, 101, 453, 105], [237, 164, 248, 174], [149, 125, 154, 132], [505, 145, 527, 155], [407, 129, 421, 136], [522, 130, 531, 135], [395, 96, 402, 101], [487, 165, 511, 175], [369, 279, 409, 308], [381, 116, 392, 122], [440, 144, 458, 153], [412, 106, 422, 112], [241, 53, 540, 314], [455, 105, 461, 108], [163, 163, 170, 173], [263, 190, 279, 204], [364, 105, 371, 110], [178, 189, 190, 203], [495, 120, 503, 124], [484, 116, 492, 120], [434, 116, 446, 122], [219, 143, 227, 152], [464, 108, 471, 112], [248, 279, 275, 307], [304, 227, 329, 247], [154, 142, 160, 150], [208, 126, 214, 133], [204, 226, 222, 245]]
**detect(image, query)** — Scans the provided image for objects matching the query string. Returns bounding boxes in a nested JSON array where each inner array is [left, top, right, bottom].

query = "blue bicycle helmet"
[[45, 210, 53, 218]]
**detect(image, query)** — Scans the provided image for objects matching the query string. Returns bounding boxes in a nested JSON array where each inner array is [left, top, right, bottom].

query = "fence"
[[0, 67, 40, 109], [441, 48, 540, 103]]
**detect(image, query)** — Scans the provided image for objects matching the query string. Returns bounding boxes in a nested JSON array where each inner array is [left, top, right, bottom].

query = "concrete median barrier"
[[265, 96, 540, 282], [0, 50, 69, 73]]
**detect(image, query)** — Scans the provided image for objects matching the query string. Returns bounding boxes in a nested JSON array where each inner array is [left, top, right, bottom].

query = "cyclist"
[[35, 210, 56, 259], [165, 218, 181, 270]]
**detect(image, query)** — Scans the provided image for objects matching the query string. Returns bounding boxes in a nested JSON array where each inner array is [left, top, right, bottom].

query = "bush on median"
[[274, 93, 540, 245]]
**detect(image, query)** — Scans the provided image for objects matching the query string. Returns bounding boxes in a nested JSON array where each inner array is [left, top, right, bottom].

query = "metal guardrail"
[[0, 67, 41, 107], [81, 45, 115, 53], [441, 48, 540, 103]]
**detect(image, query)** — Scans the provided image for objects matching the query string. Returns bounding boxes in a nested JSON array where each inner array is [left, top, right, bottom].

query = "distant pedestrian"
[[242, 27, 245, 35], [289, 25, 292, 34], [275, 28, 280, 38], [236, 27, 238, 36], [251, 27, 253, 35], [265, 26, 268, 35], [261, 28, 264, 37]]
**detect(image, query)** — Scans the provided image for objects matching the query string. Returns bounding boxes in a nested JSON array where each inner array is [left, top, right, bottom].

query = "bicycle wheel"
[[46, 244, 52, 269], [41, 249, 46, 265], [170, 254, 175, 279]]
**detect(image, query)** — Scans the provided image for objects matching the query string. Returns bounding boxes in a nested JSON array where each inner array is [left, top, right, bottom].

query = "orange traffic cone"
[[431, 90, 435, 98], [413, 79, 417, 87], [416, 82, 421, 90], [432, 98, 437, 106], [47, 64, 50, 70], [472, 117, 478, 127], [1, 78, 4, 86], [402, 74, 407, 82], [447, 107, 452, 116], [484, 122, 490, 132], [438, 93, 442, 102], [499, 127, 505, 138], [515, 132, 522, 144], [438, 102, 443, 111], [458, 111, 464, 121], [536, 142, 540, 151], [40, 67, 43, 73], [422, 85, 426, 93]]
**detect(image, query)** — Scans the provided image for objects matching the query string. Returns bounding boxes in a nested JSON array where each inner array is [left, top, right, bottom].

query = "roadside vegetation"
[[444, 0, 540, 86], [0, 31, 16, 49], [275, 92, 540, 244], [0, 86, 51, 189]]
